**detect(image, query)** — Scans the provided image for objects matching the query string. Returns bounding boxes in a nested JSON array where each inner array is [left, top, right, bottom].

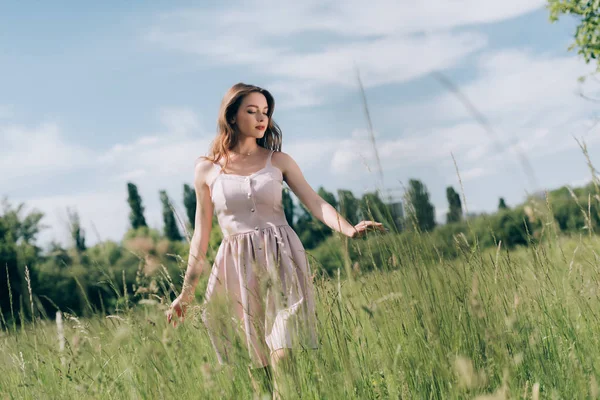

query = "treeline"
[[1, 178, 599, 326]]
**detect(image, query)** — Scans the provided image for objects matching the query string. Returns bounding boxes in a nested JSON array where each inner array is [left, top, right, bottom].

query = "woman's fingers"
[[356, 221, 387, 236], [166, 304, 183, 328]]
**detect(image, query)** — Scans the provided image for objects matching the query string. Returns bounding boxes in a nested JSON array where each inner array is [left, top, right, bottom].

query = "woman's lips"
[[256, 125, 266, 130]]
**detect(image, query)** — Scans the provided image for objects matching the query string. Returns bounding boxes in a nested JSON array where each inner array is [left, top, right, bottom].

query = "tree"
[[360, 191, 385, 221], [337, 189, 360, 226], [295, 203, 327, 249], [127, 182, 147, 229], [549, 0, 600, 71], [183, 183, 196, 229], [67, 207, 86, 253], [0, 199, 45, 324], [160, 190, 182, 241], [282, 186, 295, 230], [46, 240, 72, 267], [498, 197, 509, 210], [0, 216, 19, 323], [405, 179, 436, 232], [295, 187, 338, 249], [1, 197, 45, 244], [446, 186, 462, 224], [360, 191, 402, 232]]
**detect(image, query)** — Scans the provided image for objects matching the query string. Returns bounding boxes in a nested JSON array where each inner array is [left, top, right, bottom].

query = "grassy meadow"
[[1, 224, 600, 399]]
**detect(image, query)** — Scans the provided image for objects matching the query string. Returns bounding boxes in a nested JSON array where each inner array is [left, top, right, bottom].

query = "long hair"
[[199, 83, 283, 170]]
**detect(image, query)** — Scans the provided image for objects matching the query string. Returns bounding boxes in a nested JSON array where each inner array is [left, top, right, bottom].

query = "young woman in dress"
[[166, 82, 386, 398]]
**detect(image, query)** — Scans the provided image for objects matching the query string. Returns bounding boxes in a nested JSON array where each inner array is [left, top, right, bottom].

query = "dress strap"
[[213, 160, 223, 174]]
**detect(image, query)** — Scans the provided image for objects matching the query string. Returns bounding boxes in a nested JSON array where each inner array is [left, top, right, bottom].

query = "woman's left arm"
[[277, 151, 383, 238]]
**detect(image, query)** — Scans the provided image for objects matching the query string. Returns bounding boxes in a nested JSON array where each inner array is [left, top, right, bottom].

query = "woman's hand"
[[166, 293, 193, 328], [348, 220, 387, 238]]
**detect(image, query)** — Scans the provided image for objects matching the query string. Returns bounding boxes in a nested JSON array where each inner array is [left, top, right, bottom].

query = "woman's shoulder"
[[271, 150, 293, 163], [194, 156, 217, 181], [195, 155, 214, 167], [271, 150, 300, 177]]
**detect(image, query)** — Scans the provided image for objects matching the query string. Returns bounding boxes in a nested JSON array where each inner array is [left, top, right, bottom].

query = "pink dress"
[[200, 149, 319, 369]]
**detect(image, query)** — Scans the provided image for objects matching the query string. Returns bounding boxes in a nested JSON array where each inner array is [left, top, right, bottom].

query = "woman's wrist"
[[180, 283, 197, 301], [343, 225, 356, 238], [180, 265, 204, 300]]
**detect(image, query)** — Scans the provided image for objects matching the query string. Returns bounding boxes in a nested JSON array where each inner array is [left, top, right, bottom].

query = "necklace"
[[231, 147, 259, 156]]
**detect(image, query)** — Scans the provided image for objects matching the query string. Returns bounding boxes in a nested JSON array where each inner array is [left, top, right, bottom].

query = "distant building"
[[386, 201, 404, 231]]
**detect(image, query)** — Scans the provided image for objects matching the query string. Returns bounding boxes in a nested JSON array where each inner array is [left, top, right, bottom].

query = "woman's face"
[[232, 92, 269, 139]]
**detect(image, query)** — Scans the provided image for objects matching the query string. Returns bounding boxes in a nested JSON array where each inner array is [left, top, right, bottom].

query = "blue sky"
[[1, 1, 598, 249]]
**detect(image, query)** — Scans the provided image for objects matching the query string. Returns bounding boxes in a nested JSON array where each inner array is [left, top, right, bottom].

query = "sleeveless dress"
[[200, 149, 319, 369]]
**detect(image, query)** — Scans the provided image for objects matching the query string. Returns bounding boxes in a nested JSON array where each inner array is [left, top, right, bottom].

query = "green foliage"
[[0, 217, 19, 322], [7, 232, 600, 398], [498, 197, 508, 210], [0, 199, 45, 325], [337, 189, 360, 226], [549, 0, 600, 70], [127, 182, 147, 230], [446, 186, 462, 223], [405, 179, 436, 232], [282, 186, 295, 229], [547, 184, 600, 232], [4, 167, 600, 397], [183, 183, 196, 229], [160, 190, 183, 242], [360, 191, 402, 233], [123, 225, 161, 242], [67, 207, 86, 253], [295, 187, 338, 249], [208, 214, 223, 253], [296, 203, 329, 250], [1, 197, 45, 244]]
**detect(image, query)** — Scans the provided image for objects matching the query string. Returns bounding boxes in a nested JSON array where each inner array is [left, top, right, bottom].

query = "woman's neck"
[[231, 139, 259, 156]]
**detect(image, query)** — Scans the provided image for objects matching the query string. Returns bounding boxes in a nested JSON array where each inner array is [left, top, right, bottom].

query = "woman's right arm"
[[179, 160, 214, 302], [167, 159, 214, 327]]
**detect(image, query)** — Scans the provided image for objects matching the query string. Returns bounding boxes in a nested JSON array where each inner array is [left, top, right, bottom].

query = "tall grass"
[[1, 75, 598, 397], [1, 223, 600, 398]]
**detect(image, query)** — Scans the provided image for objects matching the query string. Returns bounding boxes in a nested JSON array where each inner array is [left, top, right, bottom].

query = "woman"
[[166, 82, 386, 397]]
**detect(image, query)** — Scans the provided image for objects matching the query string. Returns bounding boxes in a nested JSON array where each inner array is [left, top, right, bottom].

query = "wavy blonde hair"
[[198, 83, 282, 170]]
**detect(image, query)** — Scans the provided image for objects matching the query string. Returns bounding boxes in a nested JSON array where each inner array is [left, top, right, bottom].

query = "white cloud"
[[436, 207, 448, 224], [424, 49, 596, 122], [0, 122, 95, 185], [330, 122, 492, 175], [264, 32, 487, 88], [98, 107, 209, 181], [144, 1, 544, 107], [460, 167, 488, 181], [99, 137, 210, 182], [268, 81, 325, 109], [150, 1, 543, 40], [2, 107, 211, 247], [22, 190, 130, 249], [0, 105, 13, 119], [112, 168, 147, 182], [389, 49, 599, 181], [159, 107, 201, 137]]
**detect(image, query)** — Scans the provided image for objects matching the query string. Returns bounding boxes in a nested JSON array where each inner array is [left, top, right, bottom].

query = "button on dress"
[[200, 149, 319, 368]]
